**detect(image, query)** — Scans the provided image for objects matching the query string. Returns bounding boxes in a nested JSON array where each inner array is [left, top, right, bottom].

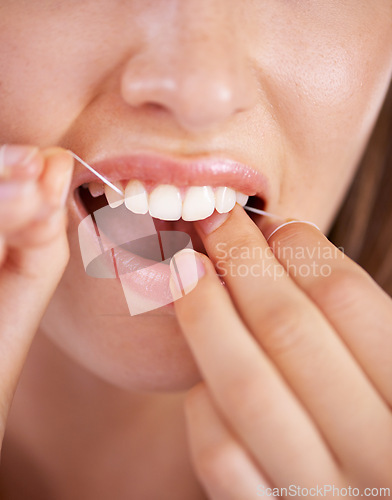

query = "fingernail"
[[265, 219, 321, 242], [0, 145, 40, 178], [197, 211, 229, 235], [169, 249, 205, 300]]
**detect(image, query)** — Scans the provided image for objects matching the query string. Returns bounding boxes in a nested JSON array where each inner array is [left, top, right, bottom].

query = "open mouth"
[[71, 152, 268, 314], [76, 180, 265, 254]]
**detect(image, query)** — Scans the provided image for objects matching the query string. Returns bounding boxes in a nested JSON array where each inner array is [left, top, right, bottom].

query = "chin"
[[41, 276, 203, 393]]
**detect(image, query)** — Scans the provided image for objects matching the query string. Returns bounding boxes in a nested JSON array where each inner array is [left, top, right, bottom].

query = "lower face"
[[0, 0, 391, 391]]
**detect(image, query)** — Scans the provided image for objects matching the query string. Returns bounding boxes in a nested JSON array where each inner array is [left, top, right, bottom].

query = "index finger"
[[194, 206, 392, 471]]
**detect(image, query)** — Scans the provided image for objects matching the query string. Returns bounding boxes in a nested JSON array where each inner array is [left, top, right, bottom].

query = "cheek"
[[0, 29, 84, 145], [250, 6, 392, 226], [41, 269, 201, 392], [268, 20, 392, 158], [0, 4, 133, 146]]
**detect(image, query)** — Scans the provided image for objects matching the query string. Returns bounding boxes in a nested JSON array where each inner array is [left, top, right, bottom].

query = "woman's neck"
[[1, 331, 207, 500]]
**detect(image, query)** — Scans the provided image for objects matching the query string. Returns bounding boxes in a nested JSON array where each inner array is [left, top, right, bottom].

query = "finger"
[[40, 147, 74, 209], [7, 210, 67, 248], [0, 148, 73, 438], [0, 144, 42, 180], [5, 148, 73, 258], [170, 249, 340, 488], [0, 145, 44, 233], [267, 221, 392, 407], [185, 383, 276, 500], [195, 207, 392, 477]]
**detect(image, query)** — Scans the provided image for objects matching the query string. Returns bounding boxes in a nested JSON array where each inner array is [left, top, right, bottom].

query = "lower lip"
[[72, 190, 186, 315], [114, 247, 175, 315]]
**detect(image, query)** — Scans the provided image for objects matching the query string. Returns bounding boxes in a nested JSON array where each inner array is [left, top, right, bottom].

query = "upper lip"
[[71, 151, 269, 200]]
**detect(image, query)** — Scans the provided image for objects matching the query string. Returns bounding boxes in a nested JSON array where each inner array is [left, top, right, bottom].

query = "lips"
[[72, 153, 267, 218], [71, 153, 269, 197], [70, 151, 269, 315]]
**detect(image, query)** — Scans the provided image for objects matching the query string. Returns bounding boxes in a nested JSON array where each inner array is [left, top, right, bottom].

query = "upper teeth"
[[124, 180, 149, 214], [182, 186, 215, 221], [97, 180, 249, 221]]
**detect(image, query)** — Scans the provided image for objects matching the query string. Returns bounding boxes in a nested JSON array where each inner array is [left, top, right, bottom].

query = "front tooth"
[[124, 180, 148, 214], [88, 182, 104, 198], [236, 192, 249, 207], [149, 185, 182, 220], [104, 182, 124, 208], [182, 186, 215, 221], [214, 186, 236, 214]]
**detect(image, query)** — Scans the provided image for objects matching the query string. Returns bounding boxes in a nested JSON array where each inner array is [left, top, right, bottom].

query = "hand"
[[170, 205, 392, 499], [0, 145, 73, 447]]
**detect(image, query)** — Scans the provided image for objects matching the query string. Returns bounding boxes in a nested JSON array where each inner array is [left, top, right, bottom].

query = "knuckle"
[[312, 268, 368, 313], [258, 299, 308, 357], [222, 374, 266, 423], [269, 220, 308, 247]]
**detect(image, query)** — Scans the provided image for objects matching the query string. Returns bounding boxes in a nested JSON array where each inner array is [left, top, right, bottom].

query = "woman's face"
[[1, 0, 391, 391]]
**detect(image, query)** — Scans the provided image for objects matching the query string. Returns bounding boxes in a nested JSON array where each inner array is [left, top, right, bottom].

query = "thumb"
[[0, 148, 73, 439]]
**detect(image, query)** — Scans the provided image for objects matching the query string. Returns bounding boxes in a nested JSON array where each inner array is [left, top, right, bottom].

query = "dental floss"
[[68, 150, 284, 220], [67, 150, 124, 196], [243, 205, 282, 218]]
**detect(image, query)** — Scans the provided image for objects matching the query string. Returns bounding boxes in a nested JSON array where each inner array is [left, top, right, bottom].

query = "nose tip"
[[119, 17, 259, 133], [121, 62, 256, 131]]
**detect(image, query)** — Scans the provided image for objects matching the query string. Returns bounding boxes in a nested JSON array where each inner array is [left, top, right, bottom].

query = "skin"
[[0, 0, 391, 498]]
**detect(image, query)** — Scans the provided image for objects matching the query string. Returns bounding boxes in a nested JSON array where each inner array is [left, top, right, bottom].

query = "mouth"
[[72, 152, 268, 314], [73, 152, 268, 231]]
